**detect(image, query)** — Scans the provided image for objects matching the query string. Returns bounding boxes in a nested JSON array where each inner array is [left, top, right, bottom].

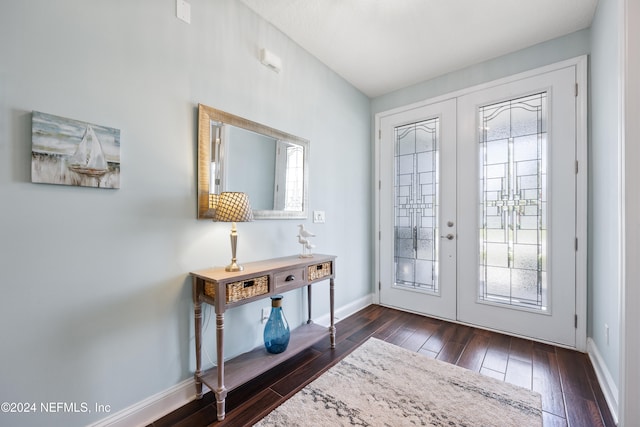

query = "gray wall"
[[589, 0, 621, 387], [0, 1, 371, 426], [371, 30, 591, 114]]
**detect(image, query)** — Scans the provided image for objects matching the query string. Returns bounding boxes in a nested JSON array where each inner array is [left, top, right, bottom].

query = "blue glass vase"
[[264, 295, 290, 354]]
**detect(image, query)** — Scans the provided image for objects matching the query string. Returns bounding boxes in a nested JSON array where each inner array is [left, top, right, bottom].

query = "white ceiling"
[[240, 0, 598, 97]]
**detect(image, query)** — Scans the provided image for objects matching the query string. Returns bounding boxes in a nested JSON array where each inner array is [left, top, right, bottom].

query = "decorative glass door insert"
[[395, 118, 440, 293], [478, 92, 547, 310]]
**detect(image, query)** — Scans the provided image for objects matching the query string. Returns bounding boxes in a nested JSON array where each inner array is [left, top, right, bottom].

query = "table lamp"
[[213, 192, 254, 271]]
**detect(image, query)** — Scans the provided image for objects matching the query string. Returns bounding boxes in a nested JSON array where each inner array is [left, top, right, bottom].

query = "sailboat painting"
[[31, 111, 120, 189]]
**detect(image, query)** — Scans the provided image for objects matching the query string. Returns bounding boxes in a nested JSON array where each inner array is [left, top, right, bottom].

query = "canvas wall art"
[[31, 111, 121, 189]]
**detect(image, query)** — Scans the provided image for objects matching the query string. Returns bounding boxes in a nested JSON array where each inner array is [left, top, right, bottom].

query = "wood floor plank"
[[401, 318, 440, 352], [436, 341, 465, 364], [482, 332, 511, 373], [448, 323, 474, 345], [342, 308, 399, 344], [556, 347, 596, 401], [480, 366, 505, 381], [505, 356, 532, 389], [532, 346, 565, 418], [371, 317, 405, 341], [564, 392, 605, 427], [216, 389, 283, 427], [359, 303, 385, 319], [150, 391, 216, 427], [542, 411, 569, 427], [272, 339, 358, 397], [533, 340, 557, 353], [389, 312, 435, 349], [583, 355, 617, 427], [156, 305, 614, 427], [509, 336, 534, 362], [224, 347, 321, 408], [385, 319, 419, 347], [422, 321, 458, 354], [169, 405, 219, 427], [334, 305, 387, 342], [456, 332, 490, 372], [417, 347, 438, 359]]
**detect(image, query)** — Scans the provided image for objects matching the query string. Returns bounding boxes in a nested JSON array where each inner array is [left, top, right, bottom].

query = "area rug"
[[254, 337, 542, 426]]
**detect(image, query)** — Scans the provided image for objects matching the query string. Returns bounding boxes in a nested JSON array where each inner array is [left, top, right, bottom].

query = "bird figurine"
[[298, 224, 315, 238], [297, 224, 316, 258]]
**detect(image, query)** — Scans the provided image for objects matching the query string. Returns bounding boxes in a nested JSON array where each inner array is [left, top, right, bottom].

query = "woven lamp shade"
[[214, 192, 254, 222], [209, 193, 219, 210]]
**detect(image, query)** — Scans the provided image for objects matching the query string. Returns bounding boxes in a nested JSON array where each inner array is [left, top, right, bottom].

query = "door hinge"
[[575, 83, 579, 97], [379, 129, 381, 139], [575, 314, 578, 328], [379, 180, 382, 190], [576, 161, 579, 174], [575, 238, 578, 251], [379, 230, 381, 240], [378, 281, 381, 291]]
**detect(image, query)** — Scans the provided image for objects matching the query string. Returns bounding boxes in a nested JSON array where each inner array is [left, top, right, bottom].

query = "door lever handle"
[[440, 234, 455, 240]]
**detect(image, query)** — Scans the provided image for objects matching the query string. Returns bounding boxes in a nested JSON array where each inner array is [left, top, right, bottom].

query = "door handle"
[[441, 233, 455, 240]]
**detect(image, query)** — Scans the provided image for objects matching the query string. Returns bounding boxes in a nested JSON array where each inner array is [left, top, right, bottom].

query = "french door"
[[376, 60, 585, 347], [378, 99, 457, 320]]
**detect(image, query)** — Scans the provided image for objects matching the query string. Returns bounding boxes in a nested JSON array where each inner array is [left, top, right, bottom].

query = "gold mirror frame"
[[197, 104, 310, 220]]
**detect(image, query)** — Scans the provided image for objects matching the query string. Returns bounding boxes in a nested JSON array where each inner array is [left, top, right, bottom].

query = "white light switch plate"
[[176, 0, 191, 23], [313, 211, 325, 223]]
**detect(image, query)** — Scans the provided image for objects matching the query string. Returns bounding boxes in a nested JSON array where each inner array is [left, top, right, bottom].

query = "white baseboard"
[[85, 377, 208, 427], [313, 293, 374, 327], [587, 337, 619, 425], [89, 295, 374, 427]]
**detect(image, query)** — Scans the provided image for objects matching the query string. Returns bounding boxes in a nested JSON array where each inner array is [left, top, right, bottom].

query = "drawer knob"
[[285, 275, 296, 282]]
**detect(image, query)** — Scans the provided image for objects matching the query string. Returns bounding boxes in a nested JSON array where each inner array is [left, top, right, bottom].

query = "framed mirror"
[[197, 104, 310, 220]]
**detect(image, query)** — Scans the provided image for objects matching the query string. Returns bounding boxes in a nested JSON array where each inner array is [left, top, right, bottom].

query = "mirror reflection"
[[198, 104, 309, 220]]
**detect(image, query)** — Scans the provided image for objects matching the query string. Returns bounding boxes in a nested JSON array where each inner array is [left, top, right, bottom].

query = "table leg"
[[329, 277, 336, 348], [215, 312, 227, 421], [306, 284, 313, 324], [193, 278, 203, 399]]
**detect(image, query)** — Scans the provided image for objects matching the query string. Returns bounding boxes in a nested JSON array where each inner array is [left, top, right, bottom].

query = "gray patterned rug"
[[254, 337, 542, 426]]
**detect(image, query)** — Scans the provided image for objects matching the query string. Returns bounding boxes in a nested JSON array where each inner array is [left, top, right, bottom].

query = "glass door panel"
[[478, 93, 548, 310], [395, 119, 440, 293]]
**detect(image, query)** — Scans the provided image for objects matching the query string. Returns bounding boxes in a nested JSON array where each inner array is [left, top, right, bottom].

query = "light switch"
[[176, 0, 191, 23], [313, 211, 325, 223]]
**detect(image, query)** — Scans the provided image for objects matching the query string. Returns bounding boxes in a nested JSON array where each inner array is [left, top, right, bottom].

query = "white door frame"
[[620, 0, 640, 424], [374, 55, 587, 351]]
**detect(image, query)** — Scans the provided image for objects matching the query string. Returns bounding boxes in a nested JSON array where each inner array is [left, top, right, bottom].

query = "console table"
[[190, 254, 336, 421]]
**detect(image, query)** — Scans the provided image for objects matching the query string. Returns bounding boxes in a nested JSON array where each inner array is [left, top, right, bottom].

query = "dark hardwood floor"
[[150, 305, 615, 427]]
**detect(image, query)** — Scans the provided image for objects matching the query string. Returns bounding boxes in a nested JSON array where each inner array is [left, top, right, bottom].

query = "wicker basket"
[[205, 275, 269, 303], [308, 262, 332, 281]]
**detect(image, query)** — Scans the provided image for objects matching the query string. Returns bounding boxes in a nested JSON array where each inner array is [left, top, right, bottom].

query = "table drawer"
[[308, 261, 333, 281], [205, 275, 270, 303], [274, 267, 306, 289]]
